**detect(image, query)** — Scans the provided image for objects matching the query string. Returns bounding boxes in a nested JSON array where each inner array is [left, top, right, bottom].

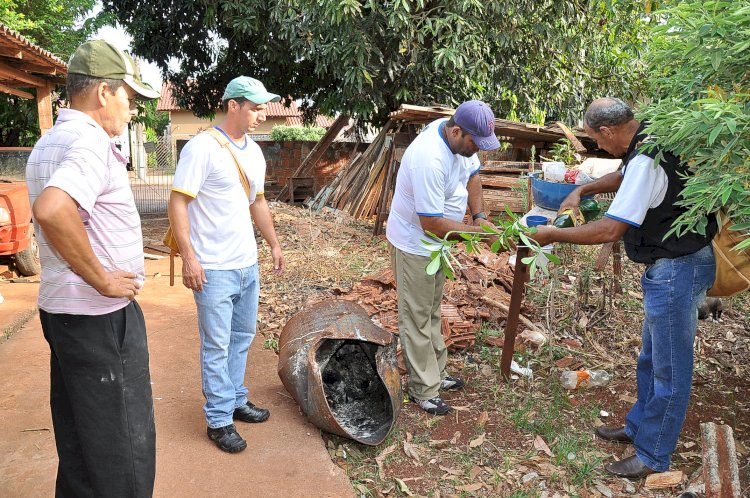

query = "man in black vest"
[[533, 97, 717, 479]]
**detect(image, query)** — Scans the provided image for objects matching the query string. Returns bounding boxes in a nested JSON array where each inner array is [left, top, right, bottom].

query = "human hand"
[[182, 255, 207, 292], [271, 246, 284, 276], [558, 190, 582, 217], [531, 225, 558, 247], [95, 270, 142, 300]]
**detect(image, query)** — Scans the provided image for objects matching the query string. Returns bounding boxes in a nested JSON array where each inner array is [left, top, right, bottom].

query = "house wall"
[[169, 110, 287, 138]]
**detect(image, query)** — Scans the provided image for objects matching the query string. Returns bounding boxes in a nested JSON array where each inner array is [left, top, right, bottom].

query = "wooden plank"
[[554, 121, 587, 153], [275, 113, 349, 201], [0, 82, 32, 99], [480, 175, 526, 189], [702, 422, 742, 498], [0, 61, 46, 87]]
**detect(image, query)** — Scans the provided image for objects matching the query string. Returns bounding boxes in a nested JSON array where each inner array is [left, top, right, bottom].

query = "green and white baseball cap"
[[68, 40, 160, 100], [222, 76, 281, 104]]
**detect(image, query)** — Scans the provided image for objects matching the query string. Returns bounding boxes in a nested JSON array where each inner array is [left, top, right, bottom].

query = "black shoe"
[[207, 424, 247, 453], [410, 395, 451, 415], [604, 454, 655, 479], [440, 376, 465, 391], [233, 401, 270, 423], [595, 425, 633, 444]]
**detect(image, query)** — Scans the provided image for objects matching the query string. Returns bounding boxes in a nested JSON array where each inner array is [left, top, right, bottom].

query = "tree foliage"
[[0, 0, 107, 60], [269, 125, 326, 141], [0, 0, 108, 146], [103, 0, 650, 126], [639, 0, 750, 241]]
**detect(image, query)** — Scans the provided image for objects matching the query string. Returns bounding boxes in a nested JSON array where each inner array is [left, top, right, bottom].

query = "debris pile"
[[332, 246, 532, 352]]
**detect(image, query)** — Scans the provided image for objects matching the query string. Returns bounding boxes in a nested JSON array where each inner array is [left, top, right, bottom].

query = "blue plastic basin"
[[530, 172, 593, 211]]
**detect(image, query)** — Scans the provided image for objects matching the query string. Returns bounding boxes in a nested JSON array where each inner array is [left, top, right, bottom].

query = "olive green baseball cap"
[[222, 76, 281, 104], [68, 40, 160, 99]]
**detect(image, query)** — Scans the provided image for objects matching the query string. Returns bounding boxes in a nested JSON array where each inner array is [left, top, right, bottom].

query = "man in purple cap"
[[386, 100, 501, 415]]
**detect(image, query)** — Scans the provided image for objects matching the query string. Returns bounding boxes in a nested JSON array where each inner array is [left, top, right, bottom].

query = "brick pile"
[[336, 246, 519, 352]]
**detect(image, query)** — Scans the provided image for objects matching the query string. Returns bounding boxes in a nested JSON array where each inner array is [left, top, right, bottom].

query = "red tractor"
[[0, 180, 40, 276]]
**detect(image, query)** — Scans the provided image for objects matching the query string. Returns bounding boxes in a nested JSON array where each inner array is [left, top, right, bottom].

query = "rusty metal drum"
[[277, 300, 402, 445]]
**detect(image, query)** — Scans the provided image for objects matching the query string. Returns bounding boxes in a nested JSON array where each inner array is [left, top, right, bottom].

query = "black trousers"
[[40, 301, 156, 498]]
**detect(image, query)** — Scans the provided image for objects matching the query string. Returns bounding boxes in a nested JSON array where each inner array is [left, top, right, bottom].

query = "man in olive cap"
[[26, 40, 159, 496], [168, 76, 284, 453]]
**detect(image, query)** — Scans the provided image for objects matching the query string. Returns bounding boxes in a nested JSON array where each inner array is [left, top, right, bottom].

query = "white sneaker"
[[410, 395, 451, 415], [440, 376, 465, 391]]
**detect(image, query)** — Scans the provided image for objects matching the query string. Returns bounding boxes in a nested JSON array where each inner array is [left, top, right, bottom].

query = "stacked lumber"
[[336, 246, 526, 352], [480, 161, 538, 215], [306, 104, 599, 230], [308, 119, 403, 233]]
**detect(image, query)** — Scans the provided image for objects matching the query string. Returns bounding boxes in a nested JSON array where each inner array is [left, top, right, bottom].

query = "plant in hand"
[[422, 208, 560, 280]]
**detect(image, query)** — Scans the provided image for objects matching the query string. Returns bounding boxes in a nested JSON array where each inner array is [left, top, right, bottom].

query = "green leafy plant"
[[269, 125, 326, 142], [544, 138, 580, 165], [422, 208, 560, 280], [639, 0, 750, 248]]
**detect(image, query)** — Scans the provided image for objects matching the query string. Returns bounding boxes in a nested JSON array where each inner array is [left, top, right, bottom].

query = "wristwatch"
[[472, 212, 488, 221]]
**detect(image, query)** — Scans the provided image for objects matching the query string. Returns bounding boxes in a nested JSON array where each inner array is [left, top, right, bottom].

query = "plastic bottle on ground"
[[560, 369, 612, 390]]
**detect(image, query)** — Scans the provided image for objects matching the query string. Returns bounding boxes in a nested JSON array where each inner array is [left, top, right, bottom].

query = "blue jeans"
[[624, 245, 714, 471], [193, 265, 260, 429]]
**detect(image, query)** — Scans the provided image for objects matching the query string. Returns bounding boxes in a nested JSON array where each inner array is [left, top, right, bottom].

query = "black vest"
[[621, 122, 717, 264]]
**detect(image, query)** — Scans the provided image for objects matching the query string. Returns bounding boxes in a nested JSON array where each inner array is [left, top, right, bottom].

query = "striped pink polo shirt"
[[26, 109, 145, 315]]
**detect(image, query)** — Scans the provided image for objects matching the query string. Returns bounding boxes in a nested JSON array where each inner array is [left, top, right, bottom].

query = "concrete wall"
[[0, 148, 31, 181]]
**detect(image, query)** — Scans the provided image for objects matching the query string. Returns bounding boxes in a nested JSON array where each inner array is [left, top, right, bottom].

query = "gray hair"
[[584, 97, 634, 130], [66, 73, 124, 101]]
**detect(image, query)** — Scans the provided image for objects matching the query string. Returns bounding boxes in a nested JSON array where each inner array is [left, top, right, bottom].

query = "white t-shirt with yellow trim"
[[172, 129, 266, 270]]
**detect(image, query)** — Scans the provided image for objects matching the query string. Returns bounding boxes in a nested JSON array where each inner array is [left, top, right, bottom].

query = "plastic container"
[[525, 215, 548, 228], [560, 369, 612, 390], [530, 172, 594, 211]]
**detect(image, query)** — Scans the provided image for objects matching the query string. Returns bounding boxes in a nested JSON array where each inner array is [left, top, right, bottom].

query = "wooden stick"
[[275, 114, 350, 201]]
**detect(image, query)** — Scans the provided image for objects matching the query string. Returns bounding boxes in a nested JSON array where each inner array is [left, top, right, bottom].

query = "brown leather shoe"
[[604, 454, 655, 479], [595, 425, 633, 444]]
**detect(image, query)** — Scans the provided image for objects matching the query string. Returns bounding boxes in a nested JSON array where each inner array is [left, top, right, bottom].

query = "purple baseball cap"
[[453, 100, 500, 150]]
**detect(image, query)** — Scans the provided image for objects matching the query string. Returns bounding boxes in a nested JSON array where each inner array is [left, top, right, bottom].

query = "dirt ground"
[[3, 204, 748, 497]]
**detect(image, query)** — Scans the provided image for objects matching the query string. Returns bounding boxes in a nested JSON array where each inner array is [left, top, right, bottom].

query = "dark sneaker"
[[440, 376, 465, 391], [233, 401, 270, 423], [410, 395, 451, 415], [207, 424, 247, 453]]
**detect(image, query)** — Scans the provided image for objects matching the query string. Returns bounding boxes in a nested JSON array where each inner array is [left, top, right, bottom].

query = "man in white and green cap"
[[27, 40, 159, 496], [168, 76, 285, 453]]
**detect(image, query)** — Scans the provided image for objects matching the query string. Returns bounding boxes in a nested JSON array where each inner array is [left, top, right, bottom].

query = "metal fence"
[[129, 135, 174, 215]]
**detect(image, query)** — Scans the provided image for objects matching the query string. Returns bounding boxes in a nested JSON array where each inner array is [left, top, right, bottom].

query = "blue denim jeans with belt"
[[193, 265, 260, 429], [624, 244, 715, 471]]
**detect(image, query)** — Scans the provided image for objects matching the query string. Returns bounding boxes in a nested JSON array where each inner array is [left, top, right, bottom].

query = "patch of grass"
[[508, 490, 541, 498], [262, 334, 279, 352]]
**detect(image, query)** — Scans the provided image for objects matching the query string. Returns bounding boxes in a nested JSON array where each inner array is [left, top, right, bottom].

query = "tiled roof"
[[285, 115, 335, 128], [157, 81, 327, 123], [0, 23, 68, 76]]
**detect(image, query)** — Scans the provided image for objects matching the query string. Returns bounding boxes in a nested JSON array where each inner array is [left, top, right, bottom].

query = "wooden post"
[[275, 114, 350, 202], [701, 422, 741, 498], [36, 81, 55, 135], [169, 251, 175, 287], [500, 245, 530, 380]]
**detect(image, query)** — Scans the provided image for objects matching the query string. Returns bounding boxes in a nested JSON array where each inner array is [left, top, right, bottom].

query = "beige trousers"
[[391, 245, 447, 400]]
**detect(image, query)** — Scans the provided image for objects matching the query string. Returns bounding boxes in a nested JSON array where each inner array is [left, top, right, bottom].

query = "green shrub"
[[269, 125, 326, 142]]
